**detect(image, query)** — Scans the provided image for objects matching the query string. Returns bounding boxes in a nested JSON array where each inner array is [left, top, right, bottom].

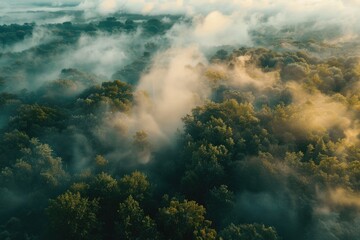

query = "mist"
[[1, 1, 360, 240]]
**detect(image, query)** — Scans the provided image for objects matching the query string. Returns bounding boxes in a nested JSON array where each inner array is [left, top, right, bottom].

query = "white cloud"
[[110, 46, 211, 145]]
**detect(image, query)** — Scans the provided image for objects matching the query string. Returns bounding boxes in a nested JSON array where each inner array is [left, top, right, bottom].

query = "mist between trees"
[[1, 1, 360, 239]]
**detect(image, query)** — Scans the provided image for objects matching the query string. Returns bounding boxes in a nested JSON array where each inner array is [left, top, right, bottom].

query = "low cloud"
[[109, 46, 210, 148]]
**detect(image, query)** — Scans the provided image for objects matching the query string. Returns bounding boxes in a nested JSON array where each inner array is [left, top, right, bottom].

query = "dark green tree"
[[158, 198, 216, 240], [47, 191, 100, 240], [0, 138, 67, 191], [88, 172, 120, 239], [219, 223, 280, 240], [9, 104, 67, 136], [119, 171, 151, 202], [0, 130, 30, 168], [116, 195, 159, 240], [206, 185, 235, 227], [77, 80, 133, 112]]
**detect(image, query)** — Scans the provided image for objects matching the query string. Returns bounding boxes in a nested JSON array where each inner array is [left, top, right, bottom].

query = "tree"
[[219, 223, 279, 240], [143, 19, 163, 34], [0, 138, 67, 191], [47, 191, 100, 240], [180, 100, 270, 201], [88, 172, 120, 239], [119, 171, 150, 202], [77, 80, 133, 113], [158, 198, 216, 240], [280, 62, 309, 81], [90, 172, 119, 199], [124, 19, 136, 31], [206, 185, 235, 227], [95, 155, 108, 167], [8, 104, 67, 136], [183, 100, 269, 158], [181, 143, 227, 201], [0, 130, 30, 168], [116, 195, 159, 240]]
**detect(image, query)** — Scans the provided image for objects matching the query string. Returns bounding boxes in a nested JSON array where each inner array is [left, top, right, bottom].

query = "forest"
[[1, 1, 360, 240]]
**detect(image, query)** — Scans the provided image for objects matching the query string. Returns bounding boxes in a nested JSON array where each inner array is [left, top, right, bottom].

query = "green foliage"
[[77, 80, 133, 112], [0, 138, 67, 190], [94, 155, 108, 172], [348, 160, 360, 190], [9, 104, 67, 136], [206, 185, 235, 226], [181, 99, 270, 200], [0, 23, 34, 45], [90, 172, 119, 199], [181, 143, 226, 200], [47, 191, 100, 240], [0, 130, 30, 167], [281, 62, 309, 81], [143, 18, 164, 34], [184, 100, 269, 157], [98, 17, 124, 32], [111, 57, 150, 84], [69, 182, 90, 194], [233, 153, 285, 193], [36, 69, 99, 104], [219, 223, 280, 240], [116, 195, 159, 240], [87, 173, 120, 239], [0, 92, 20, 107], [124, 19, 136, 31], [119, 171, 150, 202], [158, 199, 216, 240]]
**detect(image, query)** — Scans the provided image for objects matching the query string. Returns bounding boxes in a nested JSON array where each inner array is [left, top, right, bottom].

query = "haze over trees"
[[1, 1, 360, 240]]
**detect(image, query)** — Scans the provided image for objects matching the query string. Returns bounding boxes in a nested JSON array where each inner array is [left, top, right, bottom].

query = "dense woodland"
[[1, 10, 360, 240]]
